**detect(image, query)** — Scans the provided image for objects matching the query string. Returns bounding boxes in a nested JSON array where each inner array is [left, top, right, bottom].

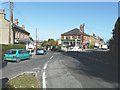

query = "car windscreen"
[[37, 49, 43, 50], [6, 50, 16, 54]]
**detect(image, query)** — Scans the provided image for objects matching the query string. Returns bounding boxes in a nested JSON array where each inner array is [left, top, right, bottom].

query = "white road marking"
[[50, 56, 53, 59], [47, 60, 49, 63], [42, 72, 46, 89], [43, 63, 48, 70], [33, 67, 40, 70]]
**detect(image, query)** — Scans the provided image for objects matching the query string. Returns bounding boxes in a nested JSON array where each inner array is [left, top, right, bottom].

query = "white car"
[[101, 45, 108, 49]]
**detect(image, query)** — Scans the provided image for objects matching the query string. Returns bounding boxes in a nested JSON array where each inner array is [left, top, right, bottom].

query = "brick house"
[[60, 27, 104, 51], [61, 28, 90, 51]]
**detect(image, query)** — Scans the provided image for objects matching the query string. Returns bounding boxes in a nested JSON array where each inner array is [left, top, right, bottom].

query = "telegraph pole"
[[9, 0, 13, 44], [80, 23, 85, 50], [36, 28, 38, 53], [82, 24, 85, 50]]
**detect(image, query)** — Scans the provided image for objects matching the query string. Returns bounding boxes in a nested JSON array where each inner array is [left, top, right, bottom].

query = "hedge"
[[0, 44, 26, 60], [89, 44, 94, 49]]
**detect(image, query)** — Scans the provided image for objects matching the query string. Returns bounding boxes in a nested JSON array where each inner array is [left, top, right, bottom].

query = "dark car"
[[36, 48, 46, 55]]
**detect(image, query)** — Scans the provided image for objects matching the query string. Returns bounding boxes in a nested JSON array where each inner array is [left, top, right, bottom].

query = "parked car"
[[101, 44, 108, 50], [36, 48, 46, 55], [3, 49, 32, 63]]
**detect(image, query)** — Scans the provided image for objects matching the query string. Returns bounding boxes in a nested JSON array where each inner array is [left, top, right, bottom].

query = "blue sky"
[[1, 2, 118, 41]]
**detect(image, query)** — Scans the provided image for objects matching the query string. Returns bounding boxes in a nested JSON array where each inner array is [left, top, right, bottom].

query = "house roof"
[[13, 24, 30, 35], [61, 28, 90, 36]]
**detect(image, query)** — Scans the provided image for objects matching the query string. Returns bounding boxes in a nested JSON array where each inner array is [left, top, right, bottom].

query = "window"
[[66, 36, 70, 39], [18, 50, 23, 54], [70, 36, 72, 39], [6, 50, 16, 54], [64, 36, 66, 39], [22, 50, 28, 54]]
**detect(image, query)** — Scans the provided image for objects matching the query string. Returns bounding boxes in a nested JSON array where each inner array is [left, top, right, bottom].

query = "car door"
[[23, 50, 29, 59], [24, 50, 30, 58], [18, 50, 24, 60]]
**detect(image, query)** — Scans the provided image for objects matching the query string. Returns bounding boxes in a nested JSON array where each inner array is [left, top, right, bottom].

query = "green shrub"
[[89, 44, 94, 49]]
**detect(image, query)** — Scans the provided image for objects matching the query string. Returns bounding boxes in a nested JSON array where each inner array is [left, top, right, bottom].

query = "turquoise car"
[[3, 49, 32, 63]]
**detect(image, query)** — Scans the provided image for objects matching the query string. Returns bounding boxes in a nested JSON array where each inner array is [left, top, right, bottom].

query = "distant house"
[[89, 34, 104, 48], [0, 9, 32, 47], [60, 26, 105, 51], [60, 28, 90, 51]]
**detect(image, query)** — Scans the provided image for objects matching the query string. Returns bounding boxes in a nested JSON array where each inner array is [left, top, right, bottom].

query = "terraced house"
[[0, 9, 31, 44], [0, 9, 35, 51]]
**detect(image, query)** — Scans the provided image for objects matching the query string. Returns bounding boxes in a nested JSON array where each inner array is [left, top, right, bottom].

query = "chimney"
[[93, 33, 96, 37], [80, 24, 83, 34], [14, 19, 19, 25], [0, 9, 5, 19], [21, 24, 25, 30]]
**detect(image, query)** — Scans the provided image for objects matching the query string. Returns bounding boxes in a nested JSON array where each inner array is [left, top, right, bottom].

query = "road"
[[1, 51, 54, 79], [0, 49, 118, 88], [45, 49, 118, 88]]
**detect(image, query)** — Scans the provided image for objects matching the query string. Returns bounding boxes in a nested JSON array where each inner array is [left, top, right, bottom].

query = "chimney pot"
[[0, 9, 5, 19], [0, 9, 4, 14], [14, 19, 19, 25], [21, 25, 25, 29]]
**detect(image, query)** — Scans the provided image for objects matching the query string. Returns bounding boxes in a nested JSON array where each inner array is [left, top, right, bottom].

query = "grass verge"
[[5, 73, 38, 88]]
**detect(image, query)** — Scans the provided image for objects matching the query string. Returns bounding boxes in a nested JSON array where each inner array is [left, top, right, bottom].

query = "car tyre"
[[16, 58, 20, 63]]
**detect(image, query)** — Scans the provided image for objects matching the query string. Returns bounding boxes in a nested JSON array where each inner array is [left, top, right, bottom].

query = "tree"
[[109, 17, 119, 65], [48, 39, 56, 46], [41, 40, 48, 47]]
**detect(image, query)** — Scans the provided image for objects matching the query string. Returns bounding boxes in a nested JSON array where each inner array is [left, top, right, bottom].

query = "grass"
[[5, 73, 38, 88]]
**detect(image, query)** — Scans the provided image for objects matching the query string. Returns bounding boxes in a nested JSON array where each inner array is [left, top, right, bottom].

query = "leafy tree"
[[48, 39, 56, 46], [41, 40, 48, 47]]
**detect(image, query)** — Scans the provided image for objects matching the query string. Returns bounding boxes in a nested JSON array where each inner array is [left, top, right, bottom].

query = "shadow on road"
[[0, 58, 32, 69], [63, 50, 118, 87], [0, 60, 8, 69]]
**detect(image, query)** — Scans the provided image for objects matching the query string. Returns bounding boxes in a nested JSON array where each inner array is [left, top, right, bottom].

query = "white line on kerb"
[[50, 56, 53, 59], [42, 72, 46, 89]]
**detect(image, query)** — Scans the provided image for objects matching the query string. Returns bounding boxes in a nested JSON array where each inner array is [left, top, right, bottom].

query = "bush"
[[89, 45, 94, 49]]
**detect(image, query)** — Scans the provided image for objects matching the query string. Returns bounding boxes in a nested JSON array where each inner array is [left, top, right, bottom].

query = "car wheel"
[[16, 58, 20, 63]]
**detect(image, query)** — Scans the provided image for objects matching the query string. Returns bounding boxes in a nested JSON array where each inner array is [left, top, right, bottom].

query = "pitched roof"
[[61, 28, 90, 36], [13, 24, 30, 35], [61, 28, 80, 36]]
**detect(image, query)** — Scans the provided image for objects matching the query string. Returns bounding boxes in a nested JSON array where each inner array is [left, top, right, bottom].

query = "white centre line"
[[42, 72, 46, 89], [43, 63, 48, 70], [50, 56, 53, 59]]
